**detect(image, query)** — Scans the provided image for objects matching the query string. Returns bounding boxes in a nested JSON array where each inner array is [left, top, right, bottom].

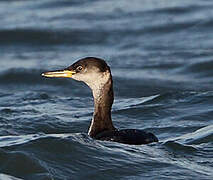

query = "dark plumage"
[[95, 129, 158, 145], [42, 57, 158, 145]]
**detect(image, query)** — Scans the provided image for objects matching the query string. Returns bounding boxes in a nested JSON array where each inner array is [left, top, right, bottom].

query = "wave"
[[0, 173, 23, 180], [163, 141, 197, 153], [166, 125, 213, 145], [1, 12, 212, 47], [180, 60, 213, 78], [0, 129, 212, 179], [0, 133, 74, 148], [0, 133, 98, 180], [34, 0, 90, 9], [2, 123, 211, 149], [113, 94, 160, 111], [0, 147, 52, 180], [0, 29, 112, 46]]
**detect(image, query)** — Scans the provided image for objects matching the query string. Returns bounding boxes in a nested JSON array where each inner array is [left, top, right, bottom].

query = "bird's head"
[[42, 57, 112, 91]]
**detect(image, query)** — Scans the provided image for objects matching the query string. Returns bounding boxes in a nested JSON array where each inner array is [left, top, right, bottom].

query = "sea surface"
[[0, 0, 213, 179]]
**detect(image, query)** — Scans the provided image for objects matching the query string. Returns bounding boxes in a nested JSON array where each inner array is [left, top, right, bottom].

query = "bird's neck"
[[88, 73, 116, 137]]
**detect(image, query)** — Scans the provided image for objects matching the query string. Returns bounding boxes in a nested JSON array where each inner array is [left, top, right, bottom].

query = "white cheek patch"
[[72, 73, 86, 82], [72, 71, 110, 100]]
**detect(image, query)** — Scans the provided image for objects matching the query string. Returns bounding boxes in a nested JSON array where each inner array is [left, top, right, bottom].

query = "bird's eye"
[[76, 66, 83, 72]]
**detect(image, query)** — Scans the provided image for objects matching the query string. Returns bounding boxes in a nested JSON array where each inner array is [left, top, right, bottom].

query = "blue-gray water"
[[0, 0, 213, 179]]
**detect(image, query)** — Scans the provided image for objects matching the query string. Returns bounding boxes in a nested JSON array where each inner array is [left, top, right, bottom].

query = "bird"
[[42, 57, 158, 145]]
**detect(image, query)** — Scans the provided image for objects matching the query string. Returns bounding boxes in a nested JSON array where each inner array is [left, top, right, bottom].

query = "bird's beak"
[[42, 70, 76, 78]]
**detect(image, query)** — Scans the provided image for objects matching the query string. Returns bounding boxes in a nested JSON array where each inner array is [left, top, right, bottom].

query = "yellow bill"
[[42, 70, 76, 78]]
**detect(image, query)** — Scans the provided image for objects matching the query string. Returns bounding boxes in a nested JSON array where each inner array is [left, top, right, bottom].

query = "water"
[[0, 0, 213, 179]]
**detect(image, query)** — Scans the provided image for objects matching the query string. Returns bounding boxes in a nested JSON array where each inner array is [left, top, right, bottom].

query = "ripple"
[[0, 173, 24, 180], [0, 29, 111, 46], [169, 125, 213, 145], [163, 141, 197, 153], [0, 149, 50, 180]]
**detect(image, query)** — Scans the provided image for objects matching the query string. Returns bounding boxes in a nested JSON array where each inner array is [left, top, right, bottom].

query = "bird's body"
[[95, 129, 158, 145], [42, 57, 158, 145]]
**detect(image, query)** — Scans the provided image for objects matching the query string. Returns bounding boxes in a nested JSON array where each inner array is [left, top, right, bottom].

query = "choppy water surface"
[[0, 0, 213, 179]]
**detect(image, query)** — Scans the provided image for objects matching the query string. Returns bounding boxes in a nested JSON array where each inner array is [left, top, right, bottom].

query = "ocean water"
[[0, 0, 213, 179]]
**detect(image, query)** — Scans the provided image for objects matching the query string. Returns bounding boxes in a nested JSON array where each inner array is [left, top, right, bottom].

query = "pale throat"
[[83, 70, 111, 101], [85, 71, 116, 137]]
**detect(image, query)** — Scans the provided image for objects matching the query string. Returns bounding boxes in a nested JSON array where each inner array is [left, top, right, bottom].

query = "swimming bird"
[[42, 57, 158, 145]]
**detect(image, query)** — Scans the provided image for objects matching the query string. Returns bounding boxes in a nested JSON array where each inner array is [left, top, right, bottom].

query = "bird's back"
[[95, 129, 158, 145]]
